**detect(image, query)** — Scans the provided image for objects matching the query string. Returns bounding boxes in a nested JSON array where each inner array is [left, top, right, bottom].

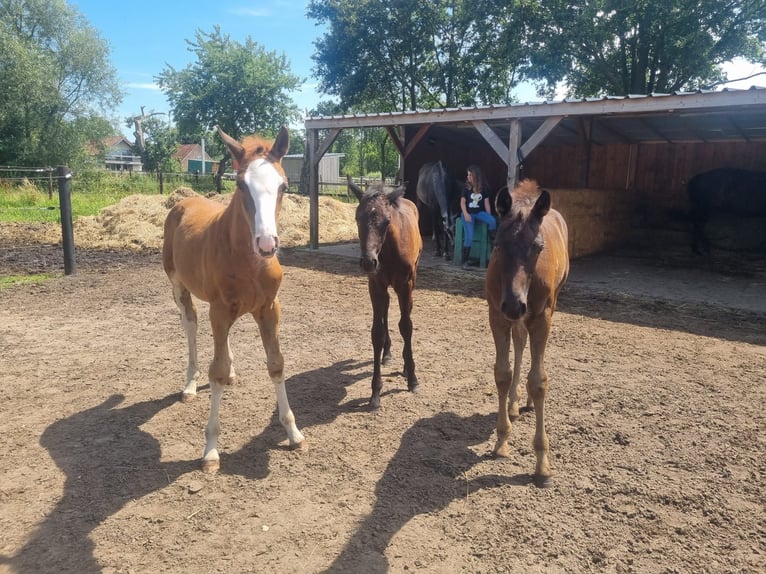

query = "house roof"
[[174, 144, 212, 162], [305, 87, 766, 147], [87, 135, 133, 155]]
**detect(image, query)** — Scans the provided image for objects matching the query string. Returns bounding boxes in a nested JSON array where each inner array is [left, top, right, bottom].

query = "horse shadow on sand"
[[5, 358, 529, 573], [322, 410, 533, 574], [217, 358, 374, 479], [2, 391, 196, 573], [3, 358, 371, 573]]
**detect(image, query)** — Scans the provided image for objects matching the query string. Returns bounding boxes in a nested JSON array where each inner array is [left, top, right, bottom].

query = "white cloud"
[[229, 7, 272, 17], [126, 82, 161, 91]]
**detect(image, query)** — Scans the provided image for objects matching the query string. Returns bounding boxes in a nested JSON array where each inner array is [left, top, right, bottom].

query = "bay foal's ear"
[[533, 189, 552, 220], [270, 126, 289, 161], [388, 184, 407, 204], [347, 174, 364, 200], [217, 126, 244, 165], [495, 185, 511, 218]]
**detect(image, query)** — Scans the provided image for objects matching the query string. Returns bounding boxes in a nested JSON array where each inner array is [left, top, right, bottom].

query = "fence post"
[[57, 165, 76, 275]]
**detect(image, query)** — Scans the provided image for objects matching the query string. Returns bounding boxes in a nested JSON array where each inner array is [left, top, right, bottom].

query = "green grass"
[[0, 170, 235, 223], [0, 273, 58, 289]]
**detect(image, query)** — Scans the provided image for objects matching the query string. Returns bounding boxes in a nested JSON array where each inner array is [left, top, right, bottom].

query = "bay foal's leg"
[[368, 280, 390, 409], [396, 281, 418, 392], [170, 279, 200, 402], [511, 321, 533, 419], [254, 299, 305, 450], [489, 309, 513, 458], [202, 303, 237, 473], [527, 311, 554, 487]]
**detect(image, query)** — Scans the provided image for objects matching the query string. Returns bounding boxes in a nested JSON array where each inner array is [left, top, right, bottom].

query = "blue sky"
[[72, 0, 326, 136]]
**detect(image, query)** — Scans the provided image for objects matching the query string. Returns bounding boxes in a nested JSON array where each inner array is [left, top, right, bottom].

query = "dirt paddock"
[[0, 214, 764, 573]]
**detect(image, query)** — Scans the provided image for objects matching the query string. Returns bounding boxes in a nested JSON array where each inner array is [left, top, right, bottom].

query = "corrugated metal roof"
[[305, 87, 766, 146]]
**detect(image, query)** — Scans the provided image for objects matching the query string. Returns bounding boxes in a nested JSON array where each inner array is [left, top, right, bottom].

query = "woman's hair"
[[466, 164, 488, 193]]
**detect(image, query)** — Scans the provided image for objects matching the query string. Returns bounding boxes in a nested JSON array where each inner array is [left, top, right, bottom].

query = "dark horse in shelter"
[[688, 167, 766, 254], [416, 160, 460, 260], [349, 180, 423, 410], [486, 180, 569, 487]]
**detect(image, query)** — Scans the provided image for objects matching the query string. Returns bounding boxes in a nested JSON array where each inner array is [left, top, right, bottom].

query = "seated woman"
[[459, 164, 496, 268]]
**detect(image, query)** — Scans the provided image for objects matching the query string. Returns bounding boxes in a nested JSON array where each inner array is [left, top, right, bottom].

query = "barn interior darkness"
[[399, 94, 766, 255]]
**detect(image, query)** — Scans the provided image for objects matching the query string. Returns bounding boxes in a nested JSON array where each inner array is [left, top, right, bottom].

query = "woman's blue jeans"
[[462, 211, 497, 247]]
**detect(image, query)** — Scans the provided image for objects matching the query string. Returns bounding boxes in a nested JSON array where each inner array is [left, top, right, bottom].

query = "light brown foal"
[[486, 179, 569, 487], [162, 126, 304, 472]]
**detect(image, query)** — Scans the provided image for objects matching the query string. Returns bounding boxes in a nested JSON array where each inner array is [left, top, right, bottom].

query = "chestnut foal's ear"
[[217, 126, 244, 165], [270, 126, 290, 161], [495, 186, 512, 218]]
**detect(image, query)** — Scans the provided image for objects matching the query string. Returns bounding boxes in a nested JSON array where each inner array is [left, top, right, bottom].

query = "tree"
[[307, 0, 530, 111], [132, 115, 178, 175], [0, 0, 122, 166], [156, 26, 302, 187], [525, 0, 766, 97]]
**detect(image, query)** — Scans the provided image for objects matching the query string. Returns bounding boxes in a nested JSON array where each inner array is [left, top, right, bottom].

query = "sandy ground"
[[0, 193, 764, 573]]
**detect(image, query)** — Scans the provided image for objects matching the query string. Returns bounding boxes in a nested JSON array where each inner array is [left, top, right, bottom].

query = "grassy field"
[[0, 170, 233, 223]]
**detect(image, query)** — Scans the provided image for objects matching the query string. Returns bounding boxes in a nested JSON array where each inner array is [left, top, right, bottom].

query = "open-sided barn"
[[304, 88, 766, 258]]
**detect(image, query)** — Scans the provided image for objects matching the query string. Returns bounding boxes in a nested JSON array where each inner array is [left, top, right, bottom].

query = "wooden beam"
[[507, 119, 522, 189], [519, 116, 563, 157], [307, 128, 320, 250], [317, 128, 341, 159], [577, 118, 592, 187], [385, 126, 404, 155], [472, 120, 509, 163], [404, 124, 431, 158]]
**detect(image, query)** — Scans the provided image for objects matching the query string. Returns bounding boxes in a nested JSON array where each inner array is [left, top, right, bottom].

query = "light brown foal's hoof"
[[492, 440, 511, 458], [202, 459, 220, 474], [180, 392, 196, 403], [290, 440, 308, 452], [534, 474, 554, 489]]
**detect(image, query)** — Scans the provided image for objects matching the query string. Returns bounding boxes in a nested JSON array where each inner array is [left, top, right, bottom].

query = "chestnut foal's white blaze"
[[243, 156, 283, 255], [163, 125, 304, 473]]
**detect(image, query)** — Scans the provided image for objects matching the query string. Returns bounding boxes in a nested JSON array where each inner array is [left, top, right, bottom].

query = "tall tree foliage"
[[525, 0, 766, 97], [307, 0, 530, 111], [0, 0, 122, 166], [308, 0, 764, 110], [156, 26, 302, 147]]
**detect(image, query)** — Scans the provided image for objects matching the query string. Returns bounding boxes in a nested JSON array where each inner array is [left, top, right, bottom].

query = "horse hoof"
[[290, 440, 308, 452], [369, 398, 381, 411], [408, 382, 420, 394], [519, 405, 534, 414], [492, 442, 510, 458], [202, 459, 219, 473], [181, 392, 196, 403], [382, 355, 392, 366], [534, 474, 554, 488]]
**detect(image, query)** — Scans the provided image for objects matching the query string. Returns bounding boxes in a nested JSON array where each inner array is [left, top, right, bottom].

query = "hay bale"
[[70, 189, 358, 250]]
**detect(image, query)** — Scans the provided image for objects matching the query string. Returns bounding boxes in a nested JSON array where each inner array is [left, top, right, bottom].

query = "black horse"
[[688, 168, 766, 254], [415, 161, 460, 259]]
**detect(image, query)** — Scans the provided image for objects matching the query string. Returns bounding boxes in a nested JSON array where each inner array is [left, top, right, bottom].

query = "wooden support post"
[[308, 129, 319, 250], [57, 166, 76, 275]]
